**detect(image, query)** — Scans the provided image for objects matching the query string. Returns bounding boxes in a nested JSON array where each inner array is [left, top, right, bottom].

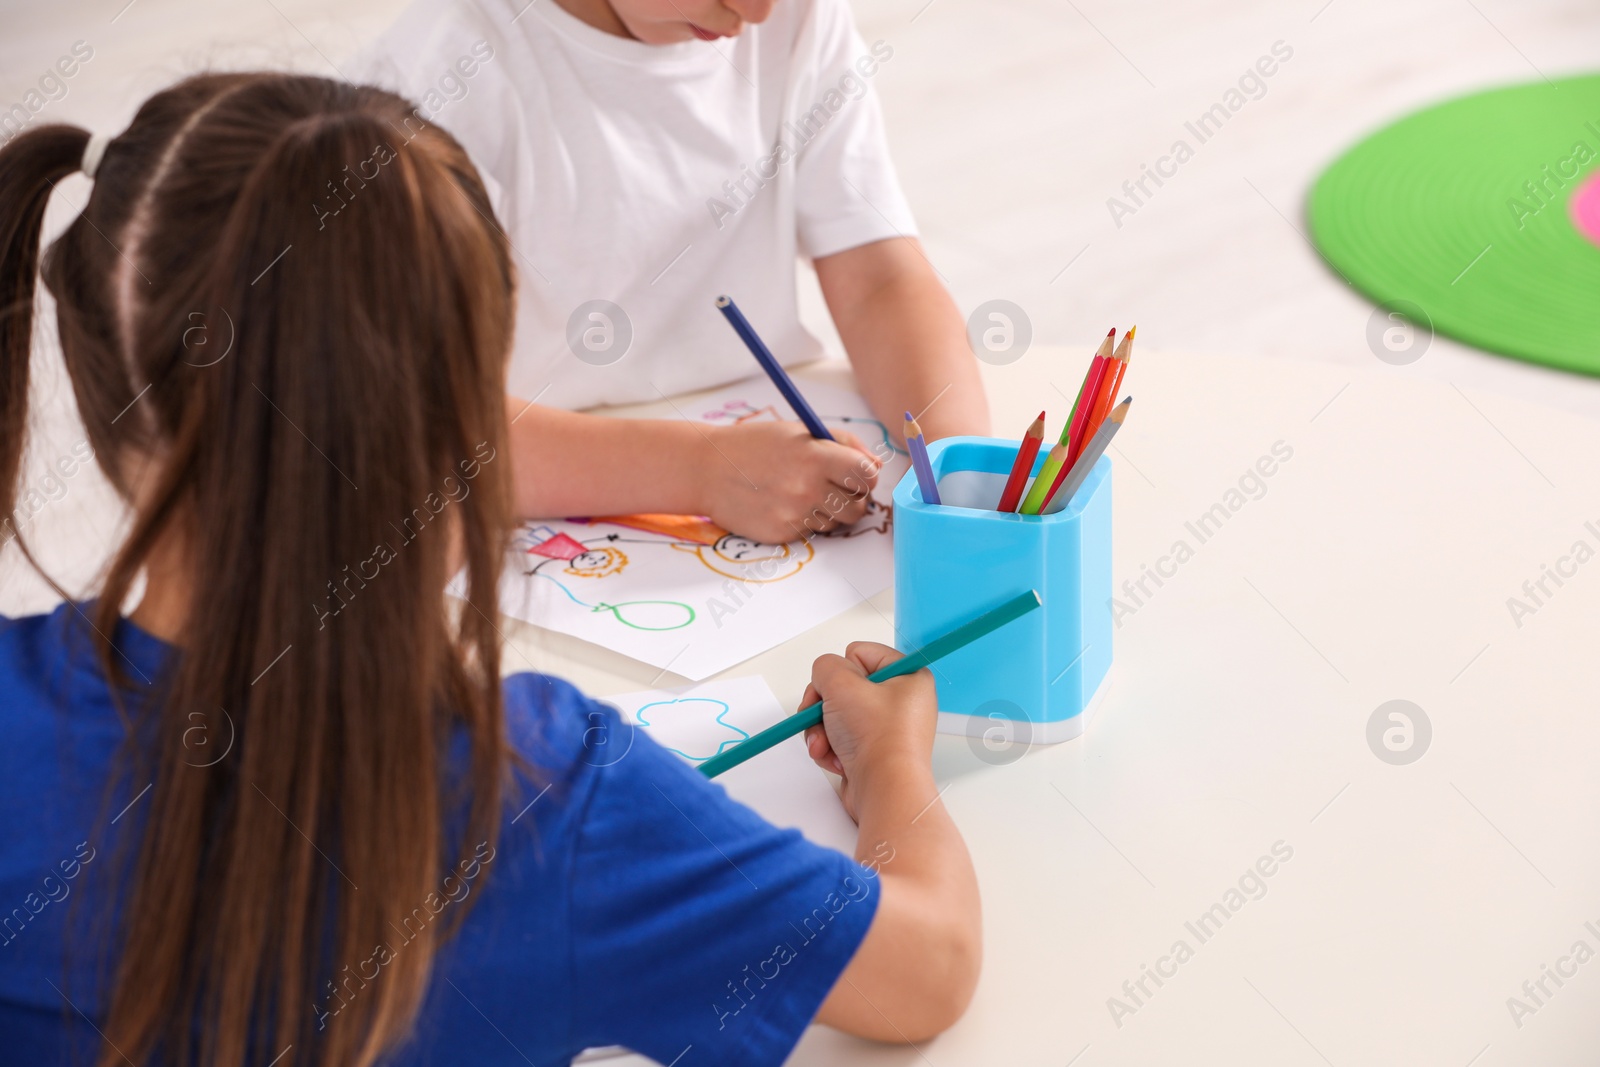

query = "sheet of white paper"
[[598, 676, 858, 854], [493, 375, 907, 680]]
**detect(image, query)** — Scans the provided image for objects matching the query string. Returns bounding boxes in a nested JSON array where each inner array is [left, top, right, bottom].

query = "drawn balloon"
[[592, 599, 696, 631]]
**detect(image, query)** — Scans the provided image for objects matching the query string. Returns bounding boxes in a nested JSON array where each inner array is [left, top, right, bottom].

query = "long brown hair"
[[0, 74, 516, 1066]]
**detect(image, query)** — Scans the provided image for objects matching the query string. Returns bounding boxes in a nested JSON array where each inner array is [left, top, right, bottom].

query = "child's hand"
[[700, 421, 880, 544], [801, 642, 937, 822]]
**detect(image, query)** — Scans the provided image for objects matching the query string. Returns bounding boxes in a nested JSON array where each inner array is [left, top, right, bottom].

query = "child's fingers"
[[832, 428, 882, 470], [805, 724, 844, 775], [843, 640, 905, 675], [826, 433, 881, 492], [824, 490, 872, 528]]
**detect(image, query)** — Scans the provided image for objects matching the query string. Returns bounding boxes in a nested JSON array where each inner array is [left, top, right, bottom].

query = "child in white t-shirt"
[[353, 0, 990, 542]]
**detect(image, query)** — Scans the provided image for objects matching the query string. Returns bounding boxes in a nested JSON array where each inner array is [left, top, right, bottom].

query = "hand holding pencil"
[[708, 294, 884, 541], [799, 641, 938, 822], [700, 420, 882, 543]]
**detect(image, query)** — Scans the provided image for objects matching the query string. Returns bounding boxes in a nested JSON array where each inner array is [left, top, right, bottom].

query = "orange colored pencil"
[[1079, 325, 1135, 457], [995, 411, 1045, 512]]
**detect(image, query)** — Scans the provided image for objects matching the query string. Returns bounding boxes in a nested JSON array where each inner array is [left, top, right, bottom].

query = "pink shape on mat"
[[1570, 171, 1600, 249]]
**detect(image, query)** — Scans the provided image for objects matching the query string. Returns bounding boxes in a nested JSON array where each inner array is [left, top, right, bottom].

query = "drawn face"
[[714, 535, 777, 562], [567, 547, 627, 578], [674, 535, 815, 583]]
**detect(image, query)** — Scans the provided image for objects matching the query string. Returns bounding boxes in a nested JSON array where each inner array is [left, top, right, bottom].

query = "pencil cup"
[[893, 436, 1113, 744]]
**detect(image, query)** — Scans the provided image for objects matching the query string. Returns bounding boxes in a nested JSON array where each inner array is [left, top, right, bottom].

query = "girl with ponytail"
[[0, 73, 980, 1067]]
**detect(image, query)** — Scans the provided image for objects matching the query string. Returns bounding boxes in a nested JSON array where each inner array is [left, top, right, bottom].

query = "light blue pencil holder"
[[893, 436, 1113, 744]]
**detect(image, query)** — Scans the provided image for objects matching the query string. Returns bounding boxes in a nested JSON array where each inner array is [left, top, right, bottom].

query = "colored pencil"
[[1042, 398, 1132, 514], [1058, 329, 1116, 446], [1065, 340, 1115, 467], [698, 589, 1043, 779], [905, 411, 941, 505], [1017, 442, 1068, 515], [715, 295, 834, 441], [995, 411, 1045, 512], [1082, 325, 1134, 447]]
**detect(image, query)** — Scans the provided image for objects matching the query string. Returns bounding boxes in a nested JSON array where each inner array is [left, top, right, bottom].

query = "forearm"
[[845, 278, 990, 444], [824, 758, 981, 1040], [851, 759, 964, 879], [819, 240, 991, 443], [503, 400, 712, 520]]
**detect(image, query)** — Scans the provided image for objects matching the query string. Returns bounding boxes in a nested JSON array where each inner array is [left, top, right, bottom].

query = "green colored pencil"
[[697, 589, 1043, 779], [1018, 442, 1068, 515]]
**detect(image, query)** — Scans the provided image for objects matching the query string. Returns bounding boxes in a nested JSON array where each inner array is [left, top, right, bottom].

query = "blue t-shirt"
[[0, 604, 878, 1066]]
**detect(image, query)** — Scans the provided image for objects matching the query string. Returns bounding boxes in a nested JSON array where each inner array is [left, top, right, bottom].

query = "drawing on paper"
[[600, 676, 859, 851], [817, 496, 893, 538], [671, 534, 815, 582], [518, 525, 697, 631], [489, 375, 909, 680], [632, 697, 751, 761], [515, 522, 828, 631]]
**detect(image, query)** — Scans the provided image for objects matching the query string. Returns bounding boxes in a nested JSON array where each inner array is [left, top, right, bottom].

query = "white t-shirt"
[[350, 0, 918, 409]]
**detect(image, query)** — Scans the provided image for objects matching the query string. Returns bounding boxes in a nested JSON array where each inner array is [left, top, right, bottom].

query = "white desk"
[[512, 349, 1600, 1067]]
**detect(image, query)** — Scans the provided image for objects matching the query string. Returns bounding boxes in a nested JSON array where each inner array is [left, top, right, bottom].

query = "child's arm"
[[505, 400, 882, 543], [801, 643, 982, 1042], [815, 237, 992, 444]]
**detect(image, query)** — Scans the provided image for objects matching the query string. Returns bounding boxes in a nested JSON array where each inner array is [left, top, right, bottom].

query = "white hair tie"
[[81, 132, 111, 179]]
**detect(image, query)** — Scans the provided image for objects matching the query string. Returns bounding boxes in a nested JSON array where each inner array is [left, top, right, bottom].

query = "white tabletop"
[[519, 348, 1600, 1067]]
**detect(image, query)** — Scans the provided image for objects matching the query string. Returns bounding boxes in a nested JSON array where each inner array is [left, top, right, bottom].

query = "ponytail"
[[0, 123, 91, 546]]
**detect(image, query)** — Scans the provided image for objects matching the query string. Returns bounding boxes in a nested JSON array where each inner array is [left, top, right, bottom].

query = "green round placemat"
[[1308, 75, 1600, 374]]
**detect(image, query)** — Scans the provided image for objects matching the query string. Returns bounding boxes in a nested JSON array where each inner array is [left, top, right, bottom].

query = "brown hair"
[[0, 74, 516, 1066]]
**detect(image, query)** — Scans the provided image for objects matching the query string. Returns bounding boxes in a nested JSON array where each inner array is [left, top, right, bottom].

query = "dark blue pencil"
[[715, 295, 834, 441]]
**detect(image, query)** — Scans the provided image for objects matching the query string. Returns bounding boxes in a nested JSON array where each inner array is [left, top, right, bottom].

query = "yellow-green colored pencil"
[[1018, 442, 1069, 515]]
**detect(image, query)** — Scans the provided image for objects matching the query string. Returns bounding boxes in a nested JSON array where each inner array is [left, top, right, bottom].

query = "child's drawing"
[[632, 697, 750, 761], [489, 375, 908, 679], [670, 534, 814, 582], [517, 526, 696, 631], [817, 497, 893, 539], [831, 414, 911, 459], [602, 677, 858, 853]]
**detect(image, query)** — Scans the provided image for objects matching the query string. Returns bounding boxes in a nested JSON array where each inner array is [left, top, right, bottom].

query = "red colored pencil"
[[1081, 325, 1135, 451], [1064, 333, 1115, 466], [995, 411, 1046, 512], [1057, 329, 1116, 446]]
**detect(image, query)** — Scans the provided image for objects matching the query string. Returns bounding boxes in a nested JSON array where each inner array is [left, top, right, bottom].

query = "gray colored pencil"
[[1041, 397, 1132, 514]]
